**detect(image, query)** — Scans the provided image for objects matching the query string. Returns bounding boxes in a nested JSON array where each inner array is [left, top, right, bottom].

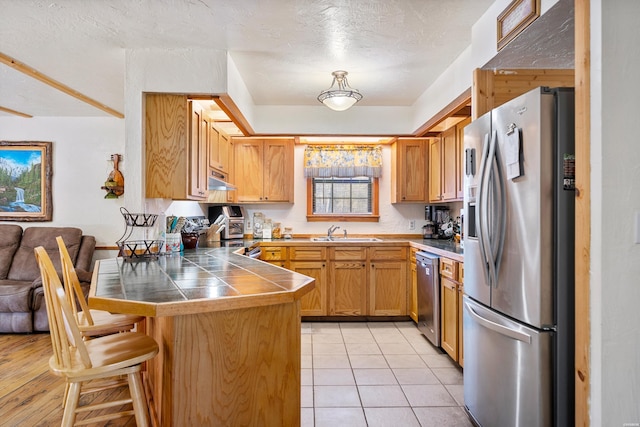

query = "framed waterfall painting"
[[0, 141, 53, 221]]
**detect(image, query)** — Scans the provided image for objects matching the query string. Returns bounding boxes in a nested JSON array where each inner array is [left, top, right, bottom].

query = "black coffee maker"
[[425, 205, 450, 239]]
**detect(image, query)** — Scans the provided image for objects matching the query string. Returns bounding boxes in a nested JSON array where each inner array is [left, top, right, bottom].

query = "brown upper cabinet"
[[208, 124, 231, 174], [232, 137, 294, 203], [429, 118, 470, 203], [145, 94, 208, 200], [456, 117, 471, 199], [391, 138, 430, 203]]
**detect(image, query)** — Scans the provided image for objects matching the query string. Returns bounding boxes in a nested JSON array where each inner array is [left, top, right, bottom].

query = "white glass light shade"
[[317, 71, 363, 111], [320, 92, 359, 111]]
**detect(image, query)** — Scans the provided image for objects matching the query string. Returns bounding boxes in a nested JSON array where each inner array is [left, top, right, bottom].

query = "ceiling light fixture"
[[317, 70, 363, 112]]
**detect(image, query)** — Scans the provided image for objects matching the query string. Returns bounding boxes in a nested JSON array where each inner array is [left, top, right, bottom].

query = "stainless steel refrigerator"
[[462, 87, 575, 427]]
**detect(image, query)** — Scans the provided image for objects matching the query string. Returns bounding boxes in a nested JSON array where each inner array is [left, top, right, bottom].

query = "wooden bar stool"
[[56, 236, 144, 337], [35, 246, 159, 427]]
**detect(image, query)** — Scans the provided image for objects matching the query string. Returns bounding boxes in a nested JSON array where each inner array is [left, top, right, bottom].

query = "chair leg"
[[62, 382, 69, 407], [62, 381, 81, 427], [128, 371, 149, 427]]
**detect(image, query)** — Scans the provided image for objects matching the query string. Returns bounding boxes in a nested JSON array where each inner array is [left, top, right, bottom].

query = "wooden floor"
[[0, 332, 138, 426]]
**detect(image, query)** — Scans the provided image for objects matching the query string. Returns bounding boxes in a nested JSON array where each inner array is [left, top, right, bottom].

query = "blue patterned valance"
[[303, 145, 382, 178]]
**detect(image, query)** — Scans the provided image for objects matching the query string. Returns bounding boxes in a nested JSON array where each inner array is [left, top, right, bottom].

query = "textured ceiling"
[[0, 0, 495, 117]]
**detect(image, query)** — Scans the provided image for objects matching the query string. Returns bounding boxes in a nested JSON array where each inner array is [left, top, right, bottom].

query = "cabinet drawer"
[[261, 246, 287, 261], [440, 257, 458, 280], [331, 247, 367, 261], [458, 262, 464, 283], [290, 246, 327, 261], [370, 246, 407, 261]]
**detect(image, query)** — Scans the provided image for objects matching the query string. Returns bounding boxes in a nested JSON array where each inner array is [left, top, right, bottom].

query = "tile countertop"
[[89, 247, 315, 317]]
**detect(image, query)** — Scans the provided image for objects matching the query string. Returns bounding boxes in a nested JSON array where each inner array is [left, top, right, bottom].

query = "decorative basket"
[[117, 240, 162, 262], [120, 209, 158, 227], [116, 207, 162, 262]]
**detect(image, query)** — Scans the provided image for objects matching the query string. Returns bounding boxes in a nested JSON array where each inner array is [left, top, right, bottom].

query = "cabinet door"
[[441, 126, 457, 201], [145, 94, 191, 200], [392, 138, 427, 202], [208, 124, 221, 170], [219, 132, 230, 173], [330, 261, 368, 316], [428, 138, 442, 202], [234, 139, 264, 202], [291, 261, 327, 316], [263, 139, 293, 202], [440, 276, 458, 360], [189, 101, 208, 199], [370, 261, 407, 316], [409, 251, 418, 323], [456, 118, 471, 199], [457, 284, 464, 367]]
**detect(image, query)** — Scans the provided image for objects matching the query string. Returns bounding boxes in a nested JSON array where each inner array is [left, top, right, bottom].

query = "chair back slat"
[[35, 246, 92, 370], [57, 236, 94, 325]]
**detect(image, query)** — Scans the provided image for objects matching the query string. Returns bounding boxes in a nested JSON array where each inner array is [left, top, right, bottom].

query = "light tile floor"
[[301, 321, 473, 427]]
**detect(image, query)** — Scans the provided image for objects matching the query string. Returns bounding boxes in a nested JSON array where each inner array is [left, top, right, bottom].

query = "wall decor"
[[0, 141, 53, 221], [497, 0, 540, 51], [101, 153, 125, 199]]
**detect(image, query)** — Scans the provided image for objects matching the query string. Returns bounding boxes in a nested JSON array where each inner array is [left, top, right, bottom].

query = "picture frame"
[[497, 0, 541, 51], [0, 141, 53, 221]]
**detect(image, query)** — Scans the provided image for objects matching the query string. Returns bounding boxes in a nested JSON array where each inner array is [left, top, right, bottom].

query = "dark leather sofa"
[[0, 225, 95, 333]]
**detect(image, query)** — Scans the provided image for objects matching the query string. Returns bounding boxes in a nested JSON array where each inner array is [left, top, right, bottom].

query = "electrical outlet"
[[409, 220, 416, 230], [246, 220, 252, 230]]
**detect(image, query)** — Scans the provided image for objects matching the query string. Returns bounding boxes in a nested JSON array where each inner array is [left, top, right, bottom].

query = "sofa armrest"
[[76, 235, 96, 272], [75, 268, 93, 284]]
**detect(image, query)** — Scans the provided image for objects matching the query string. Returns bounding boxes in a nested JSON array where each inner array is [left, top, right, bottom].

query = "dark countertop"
[[201, 236, 464, 262], [406, 239, 464, 262], [89, 247, 315, 317]]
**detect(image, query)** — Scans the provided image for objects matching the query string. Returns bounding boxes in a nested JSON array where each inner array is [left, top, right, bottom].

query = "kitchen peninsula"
[[89, 248, 315, 426]]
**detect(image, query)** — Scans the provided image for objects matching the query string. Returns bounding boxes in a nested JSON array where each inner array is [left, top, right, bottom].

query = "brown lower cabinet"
[[370, 260, 407, 316], [409, 248, 419, 322], [330, 261, 367, 315], [261, 244, 408, 317], [440, 257, 464, 365], [290, 261, 327, 316]]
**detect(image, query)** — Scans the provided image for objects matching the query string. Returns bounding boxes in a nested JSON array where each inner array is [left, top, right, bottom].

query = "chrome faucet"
[[327, 225, 340, 240]]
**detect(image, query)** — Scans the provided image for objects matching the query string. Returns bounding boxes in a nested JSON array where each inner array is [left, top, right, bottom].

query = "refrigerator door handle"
[[478, 131, 507, 287], [476, 132, 492, 288], [490, 130, 507, 287], [464, 300, 532, 344], [484, 131, 498, 288]]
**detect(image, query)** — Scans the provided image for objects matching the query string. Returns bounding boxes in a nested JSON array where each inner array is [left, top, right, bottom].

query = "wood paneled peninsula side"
[[89, 248, 315, 426]]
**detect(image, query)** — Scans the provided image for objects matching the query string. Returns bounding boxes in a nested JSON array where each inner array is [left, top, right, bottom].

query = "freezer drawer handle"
[[464, 301, 532, 344]]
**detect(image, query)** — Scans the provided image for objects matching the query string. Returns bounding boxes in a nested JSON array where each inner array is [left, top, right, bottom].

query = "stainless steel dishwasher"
[[416, 251, 440, 346]]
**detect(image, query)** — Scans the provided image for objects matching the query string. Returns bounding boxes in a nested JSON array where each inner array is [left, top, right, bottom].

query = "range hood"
[[208, 169, 236, 191]]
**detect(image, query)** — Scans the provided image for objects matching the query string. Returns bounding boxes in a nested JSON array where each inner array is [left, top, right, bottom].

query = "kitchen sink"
[[310, 237, 382, 242]]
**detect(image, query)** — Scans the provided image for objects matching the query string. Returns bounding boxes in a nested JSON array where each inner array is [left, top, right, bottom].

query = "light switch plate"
[[635, 211, 640, 244]]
